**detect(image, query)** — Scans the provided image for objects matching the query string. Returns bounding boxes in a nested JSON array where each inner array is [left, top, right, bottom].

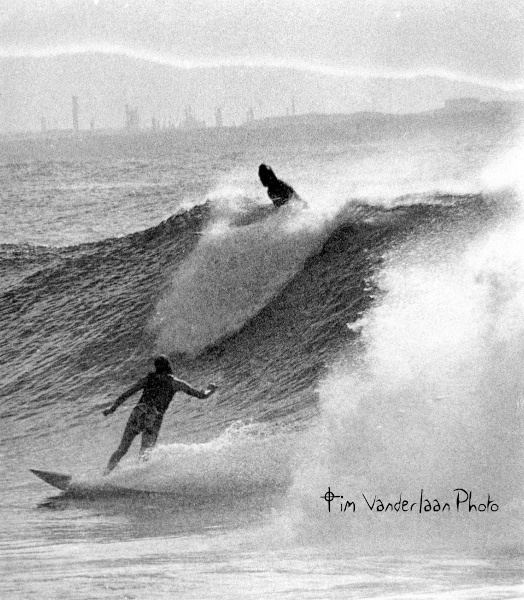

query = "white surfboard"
[[30, 468, 154, 498]]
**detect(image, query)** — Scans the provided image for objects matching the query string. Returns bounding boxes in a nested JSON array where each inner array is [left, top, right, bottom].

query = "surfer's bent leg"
[[104, 407, 143, 474], [139, 410, 164, 461]]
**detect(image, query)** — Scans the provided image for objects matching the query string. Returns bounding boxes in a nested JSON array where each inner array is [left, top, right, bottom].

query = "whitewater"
[[1, 115, 523, 599]]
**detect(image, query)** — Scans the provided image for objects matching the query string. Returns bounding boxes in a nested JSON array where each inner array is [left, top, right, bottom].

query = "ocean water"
[[1, 117, 523, 599]]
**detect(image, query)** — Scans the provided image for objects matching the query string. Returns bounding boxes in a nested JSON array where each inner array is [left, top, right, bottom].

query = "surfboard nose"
[[30, 469, 72, 491]]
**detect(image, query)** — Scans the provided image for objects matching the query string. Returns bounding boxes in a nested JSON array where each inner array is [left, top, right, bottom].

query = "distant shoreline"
[[1, 98, 522, 144]]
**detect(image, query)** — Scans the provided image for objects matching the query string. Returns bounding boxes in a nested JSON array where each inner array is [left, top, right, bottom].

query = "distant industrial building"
[[72, 96, 79, 133], [179, 107, 206, 130], [125, 104, 140, 130], [437, 97, 523, 116], [215, 107, 223, 128]]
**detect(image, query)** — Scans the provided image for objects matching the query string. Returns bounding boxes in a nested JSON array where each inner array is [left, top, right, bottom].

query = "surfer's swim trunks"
[[124, 404, 164, 444], [117, 373, 180, 455]]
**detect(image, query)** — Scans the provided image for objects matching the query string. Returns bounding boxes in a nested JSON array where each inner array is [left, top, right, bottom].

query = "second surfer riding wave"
[[103, 356, 217, 475], [258, 164, 304, 207]]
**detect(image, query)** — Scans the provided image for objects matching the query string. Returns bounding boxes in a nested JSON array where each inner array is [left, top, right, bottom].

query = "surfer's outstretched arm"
[[172, 378, 217, 399], [103, 377, 147, 416]]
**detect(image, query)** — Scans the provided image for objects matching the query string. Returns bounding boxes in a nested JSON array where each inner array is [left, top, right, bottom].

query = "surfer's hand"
[[205, 384, 217, 396], [103, 406, 115, 416]]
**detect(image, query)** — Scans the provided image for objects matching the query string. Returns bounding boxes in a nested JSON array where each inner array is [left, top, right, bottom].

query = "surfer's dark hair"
[[154, 355, 173, 374], [259, 163, 276, 186]]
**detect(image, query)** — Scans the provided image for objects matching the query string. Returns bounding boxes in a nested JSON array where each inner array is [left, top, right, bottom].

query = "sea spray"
[[282, 213, 524, 552], [150, 200, 331, 355], [103, 421, 298, 499]]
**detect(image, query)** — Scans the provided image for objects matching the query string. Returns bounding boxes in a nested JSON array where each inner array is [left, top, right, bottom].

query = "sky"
[[0, 0, 523, 132]]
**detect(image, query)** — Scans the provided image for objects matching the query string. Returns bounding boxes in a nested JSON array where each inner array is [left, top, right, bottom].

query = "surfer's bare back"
[[102, 355, 216, 474], [258, 164, 302, 207]]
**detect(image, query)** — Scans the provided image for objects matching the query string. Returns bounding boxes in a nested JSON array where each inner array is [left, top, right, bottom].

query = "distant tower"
[[180, 106, 205, 129], [246, 107, 254, 123], [72, 96, 79, 134], [125, 104, 140, 130], [215, 107, 223, 128]]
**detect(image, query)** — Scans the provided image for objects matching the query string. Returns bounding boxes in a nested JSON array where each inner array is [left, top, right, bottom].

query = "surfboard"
[[30, 468, 160, 498], [30, 469, 72, 491]]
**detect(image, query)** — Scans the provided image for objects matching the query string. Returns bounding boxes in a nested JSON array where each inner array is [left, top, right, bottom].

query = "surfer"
[[258, 164, 302, 207], [102, 355, 216, 474]]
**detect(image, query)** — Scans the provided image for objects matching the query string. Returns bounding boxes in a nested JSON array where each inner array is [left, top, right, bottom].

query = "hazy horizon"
[[1, 0, 523, 133]]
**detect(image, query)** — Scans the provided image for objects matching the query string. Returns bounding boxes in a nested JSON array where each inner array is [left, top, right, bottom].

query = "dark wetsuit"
[[266, 179, 297, 207], [122, 373, 179, 451], [259, 163, 300, 207]]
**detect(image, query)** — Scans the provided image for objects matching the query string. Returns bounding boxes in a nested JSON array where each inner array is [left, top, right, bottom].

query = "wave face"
[[0, 192, 471, 420], [0, 190, 505, 442]]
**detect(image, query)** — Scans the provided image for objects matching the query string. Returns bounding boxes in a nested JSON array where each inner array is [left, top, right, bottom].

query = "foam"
[[103, 421, 297, 498], [282, 210, 524, 552]]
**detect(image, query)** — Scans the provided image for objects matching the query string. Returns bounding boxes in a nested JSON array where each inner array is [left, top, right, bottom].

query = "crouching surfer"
[[103, 355, 217, 474], [258, 164, 304, 207]]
